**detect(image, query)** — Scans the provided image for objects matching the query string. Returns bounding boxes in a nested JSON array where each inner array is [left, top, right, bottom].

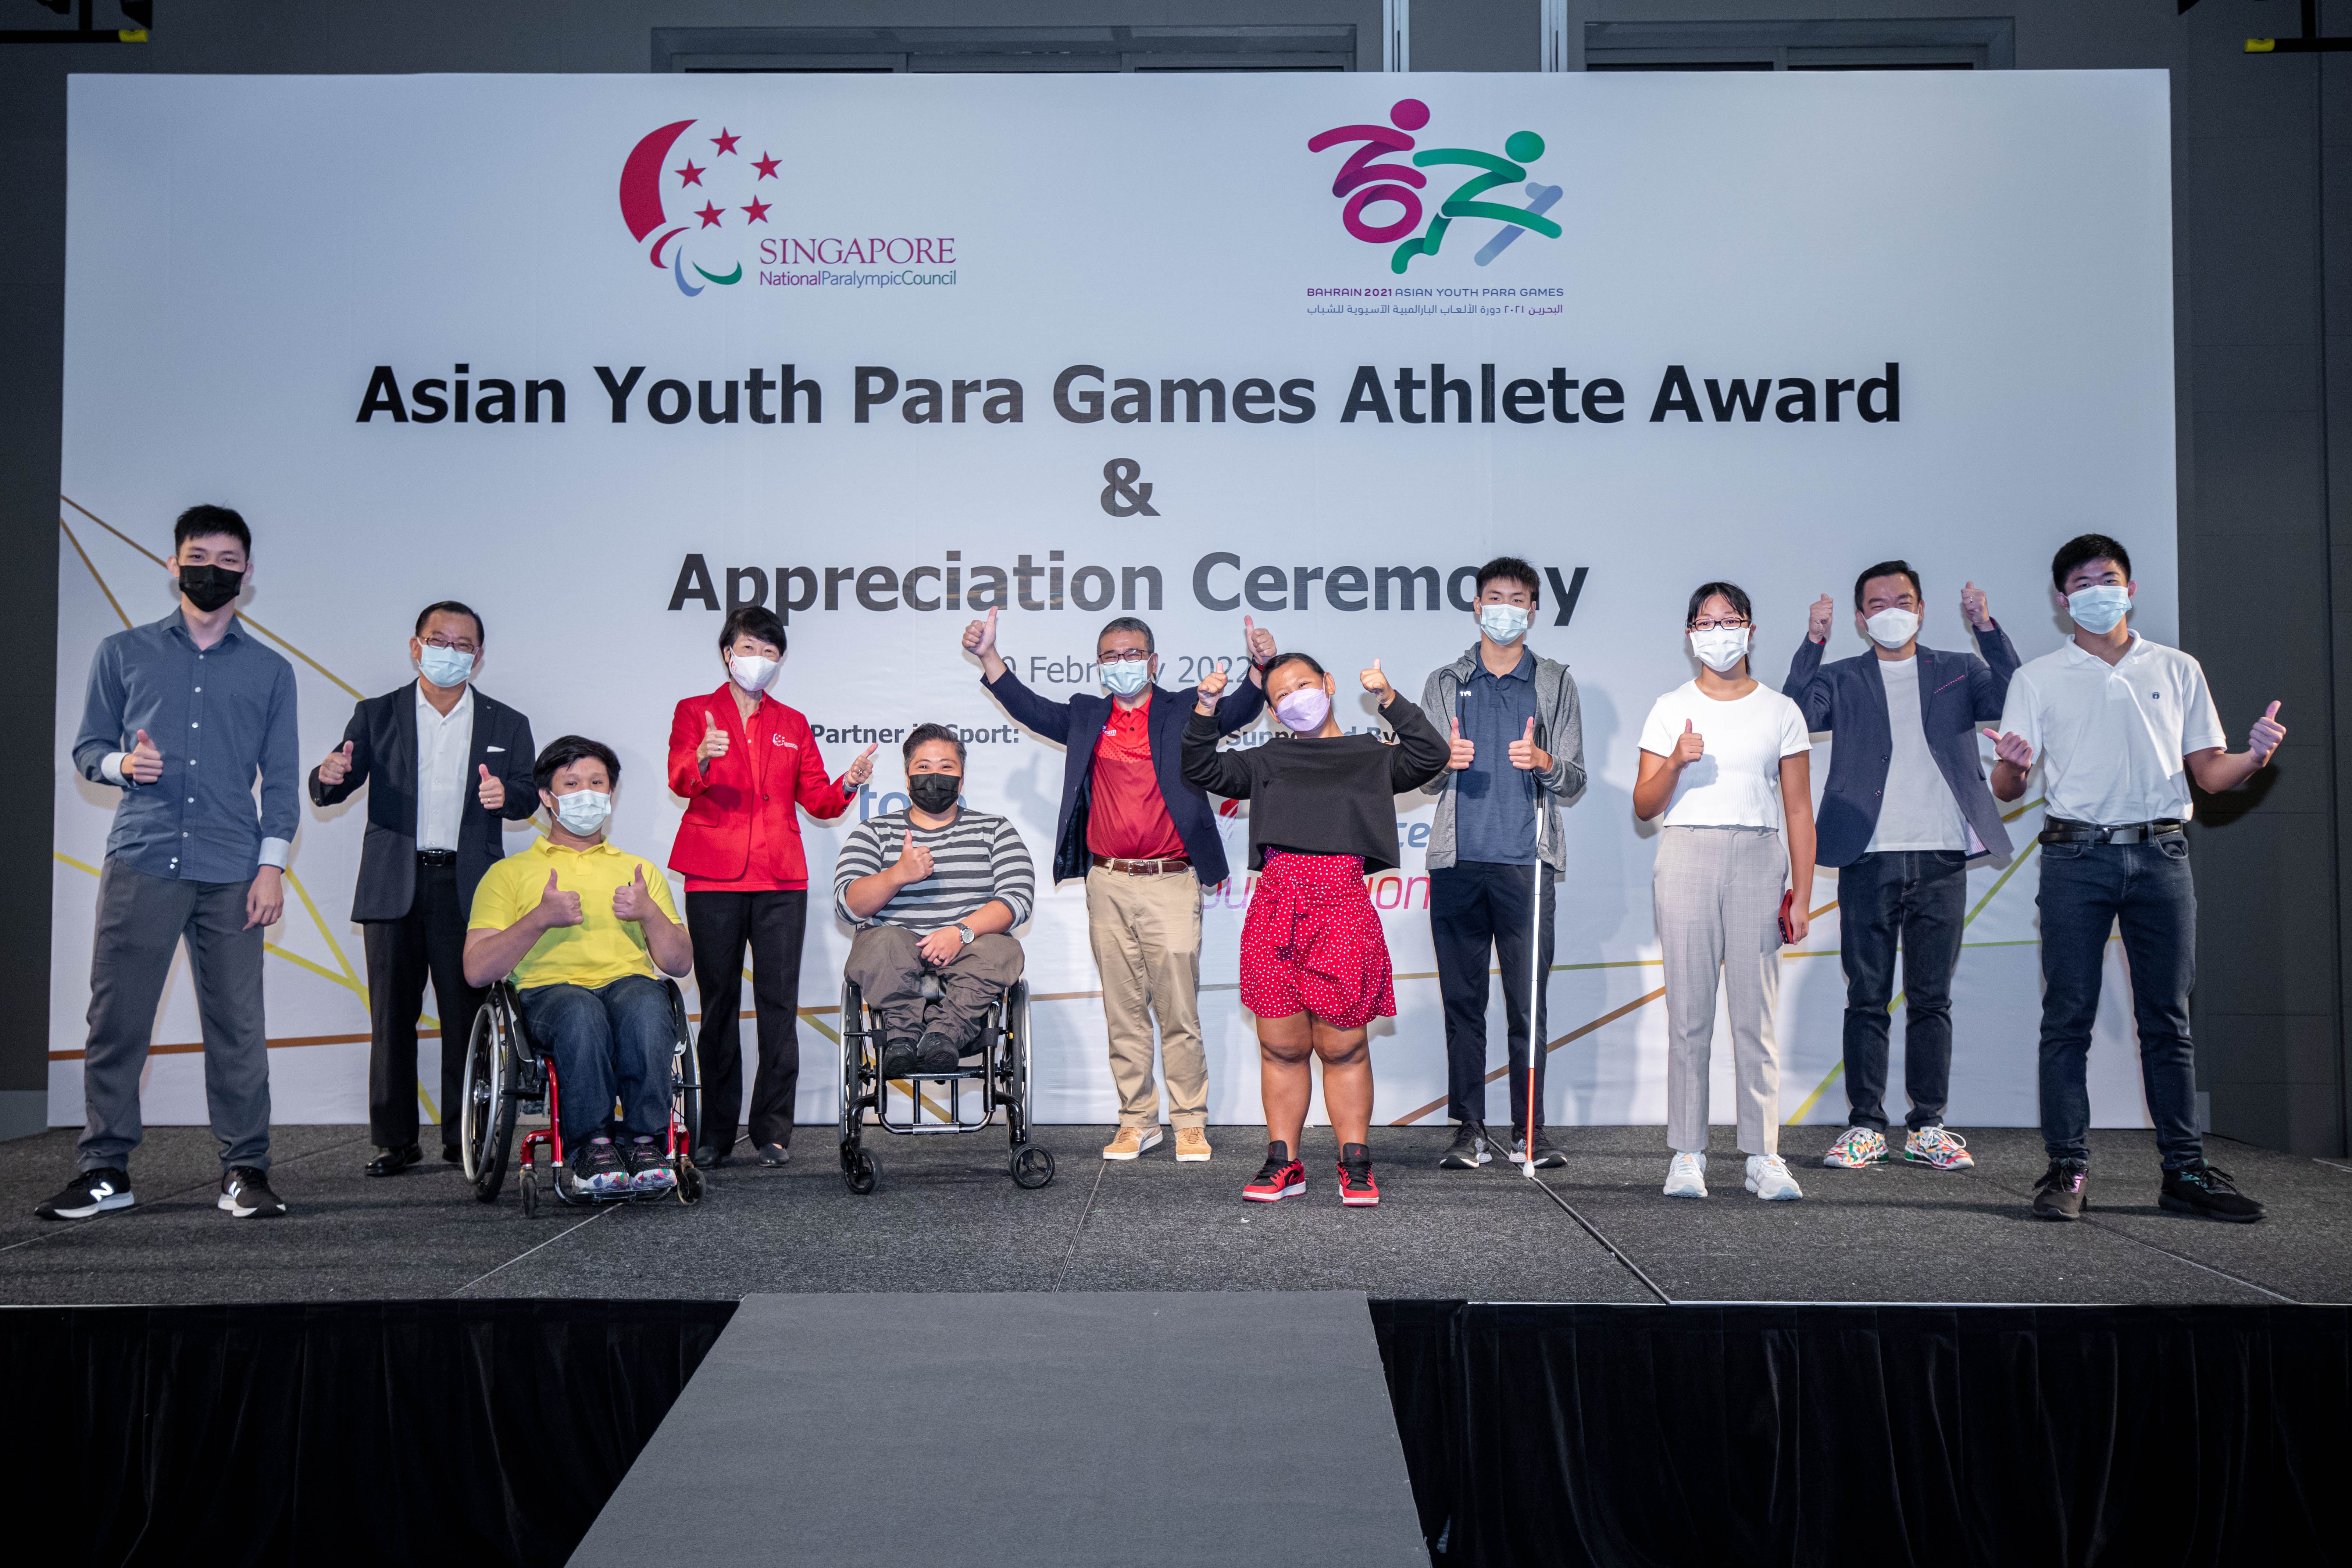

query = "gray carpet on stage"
[[568, 1290, 1427, 1566]]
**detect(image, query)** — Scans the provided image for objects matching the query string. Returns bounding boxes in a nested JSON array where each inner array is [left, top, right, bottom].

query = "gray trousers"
[[1653, 826, 1787, 1158], [844, 925, 1024, 1049], [81, 858, 271, 1174]]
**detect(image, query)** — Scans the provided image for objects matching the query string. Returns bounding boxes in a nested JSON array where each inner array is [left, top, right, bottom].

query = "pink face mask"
[[1273, 687, 1332, 734]]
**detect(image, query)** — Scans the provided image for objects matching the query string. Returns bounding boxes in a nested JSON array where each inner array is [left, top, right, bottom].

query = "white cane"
[[1524, 764, 1545, 1180]]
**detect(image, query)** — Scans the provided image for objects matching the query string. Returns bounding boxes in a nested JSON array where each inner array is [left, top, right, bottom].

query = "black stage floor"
[[5, 1124, 2345, 1306]]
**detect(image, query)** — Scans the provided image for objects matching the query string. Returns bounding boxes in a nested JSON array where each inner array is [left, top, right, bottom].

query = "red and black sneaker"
[[1243, 1142, 1306, 1203], [1337, 1143, 1380, 1208]]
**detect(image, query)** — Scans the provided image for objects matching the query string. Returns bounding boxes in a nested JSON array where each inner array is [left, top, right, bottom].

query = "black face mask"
[[178, 564, 244, 612], [907, 774, 961, 814]]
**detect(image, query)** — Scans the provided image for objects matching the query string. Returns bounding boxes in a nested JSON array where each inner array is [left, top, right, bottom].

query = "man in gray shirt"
[[39, 505, 299, 1222]]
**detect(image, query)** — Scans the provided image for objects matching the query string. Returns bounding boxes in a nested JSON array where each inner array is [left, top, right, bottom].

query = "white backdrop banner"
[[56, 70, 2178, 1136]]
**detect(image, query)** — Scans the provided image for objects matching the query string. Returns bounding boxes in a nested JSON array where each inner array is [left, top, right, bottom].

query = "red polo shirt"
[[1086, 690, 1187, 862]]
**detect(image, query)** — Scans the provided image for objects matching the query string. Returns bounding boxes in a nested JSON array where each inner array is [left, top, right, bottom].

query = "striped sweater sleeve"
[[833, 819, 889, 924], [988, 815, 1036, 928]]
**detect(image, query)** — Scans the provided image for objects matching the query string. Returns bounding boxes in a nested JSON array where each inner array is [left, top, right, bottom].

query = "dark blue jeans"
[[520, 974, 675, 1144], [2036, 835, 2201, 1171], [1838, 850, 1967, 1133]]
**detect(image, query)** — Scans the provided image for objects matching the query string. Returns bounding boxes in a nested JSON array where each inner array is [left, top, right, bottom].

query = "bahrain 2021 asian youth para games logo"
[[620, 119, 772, 296], [1309, 98, 1560, 275]]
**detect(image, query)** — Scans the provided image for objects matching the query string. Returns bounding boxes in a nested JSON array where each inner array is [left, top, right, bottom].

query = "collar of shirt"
[[529, 835, 625, 860], [706, 682, 773, 727], [1474, 647, 1533, 684], [164, 608, 247, 649], [2060, 631, 2143, 671], [415, 679, 474, 725]]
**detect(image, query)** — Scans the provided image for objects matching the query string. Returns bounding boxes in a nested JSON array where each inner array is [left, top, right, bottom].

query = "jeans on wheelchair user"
[[519, 974, 675, 1143]]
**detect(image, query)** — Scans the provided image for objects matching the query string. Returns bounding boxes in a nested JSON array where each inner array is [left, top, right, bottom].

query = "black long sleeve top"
[[1180, 694, 1450, 874]]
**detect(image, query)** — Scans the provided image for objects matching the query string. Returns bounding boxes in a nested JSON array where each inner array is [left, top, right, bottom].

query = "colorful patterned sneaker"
[[573, 1137, 628, 1196], [1337, 1144, 1380, 1208], [626, 1137, 677, 1193], [1744, 1154, 1804, 1201], [1243, 1143, 1306, 1203], [1903, 1126, 1975, 1171], [1662, 1151, 1708, 1199], [1823, 1126, 1889, 1168]]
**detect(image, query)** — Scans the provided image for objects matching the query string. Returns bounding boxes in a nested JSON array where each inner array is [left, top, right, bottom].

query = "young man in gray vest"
[[1418, 557, 1586, 1169]]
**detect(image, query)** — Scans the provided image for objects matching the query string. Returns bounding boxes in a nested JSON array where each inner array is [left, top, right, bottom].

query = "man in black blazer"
[[309, 602, 538, 1175], [1784, 562, 2019, 1175]]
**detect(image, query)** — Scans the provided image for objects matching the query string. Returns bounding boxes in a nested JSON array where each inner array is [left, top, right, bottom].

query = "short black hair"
[[1261, 650, 1326, 681], [534, 735, 620, 793], [1097, 616, 1154, 654], [415, 600, 485, 644], [2051, 533, 2131, 592], [903, 722, 966, 767], [1685, 581, 1753, 625], [720, 605, 788, 656], [1852, 561, 1922, 610], [174, 504, 250, 555], [1474, 555, 1541, 605]]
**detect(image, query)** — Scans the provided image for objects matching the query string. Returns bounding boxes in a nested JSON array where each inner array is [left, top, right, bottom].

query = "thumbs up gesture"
[[535, 869, 584, 929], [1806, 594, 1835, 645], [1960, 581, 1993, 631], [1508, 716, 1549, 772], [1193, 664, 1229, 713], [612, 864, 657, 924], [842, 742, 878, 789], [316, 739, 354, 787], [1243, 614, 1276, 669], [1446, 715, 1475, 771], [1981, 727, 2034, 769], [2248, 700, 2285, 766], [1671, 718, 1705, 768], [696, 710, 731, 764], [962, 605, 999, 657], [1360, 657, 1393, 702], [125, 728, 164, 785], [476, 761, 504, 811], [893, 832, 935, 886]]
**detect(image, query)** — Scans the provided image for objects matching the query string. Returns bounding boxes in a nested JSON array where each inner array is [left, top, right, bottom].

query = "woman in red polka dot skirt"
[[1182, 651, 1450, 1207]]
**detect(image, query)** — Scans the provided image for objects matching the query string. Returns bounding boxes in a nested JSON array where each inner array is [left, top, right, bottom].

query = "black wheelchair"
[[460, 977, 704, 1217], [838, 972, 1054, 1194]]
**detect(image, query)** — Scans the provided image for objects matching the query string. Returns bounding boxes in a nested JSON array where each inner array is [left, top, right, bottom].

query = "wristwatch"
[[955, 921, 975, 946]]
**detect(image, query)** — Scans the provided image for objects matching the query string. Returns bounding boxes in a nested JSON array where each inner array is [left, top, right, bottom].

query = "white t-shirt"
[[1638, 681, 1813, 828], [1866, 655, 1968, 853], [1996, 634, 2227, 825]]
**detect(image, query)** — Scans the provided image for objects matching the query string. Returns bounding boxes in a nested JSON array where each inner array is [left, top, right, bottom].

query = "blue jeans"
[[2035, 836, 2201, 1171], [520, 974, 675, 1144], [1838, 850, 1967, 1133]]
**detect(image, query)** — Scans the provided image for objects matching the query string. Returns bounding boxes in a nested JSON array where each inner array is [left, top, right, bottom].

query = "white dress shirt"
[[415, 681, 475, 852], [1996, 633, 2226, 825]]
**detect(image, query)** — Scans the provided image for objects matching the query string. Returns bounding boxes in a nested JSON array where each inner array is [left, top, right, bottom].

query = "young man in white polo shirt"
[[1987, 533, 2284, 1224]]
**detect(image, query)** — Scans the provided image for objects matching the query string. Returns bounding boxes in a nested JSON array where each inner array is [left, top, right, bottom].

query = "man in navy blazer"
[[308, 602, 539, 1176], [966, 607, 1271, 1165], [1783, 562, 2020, 1176]]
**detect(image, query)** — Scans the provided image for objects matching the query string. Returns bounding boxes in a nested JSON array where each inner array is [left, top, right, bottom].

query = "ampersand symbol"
[[1100, 457, 1160, 517]]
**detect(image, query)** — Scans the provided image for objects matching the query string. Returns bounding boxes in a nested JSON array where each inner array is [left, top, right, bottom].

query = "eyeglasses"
[[422, 636, 480, 655], [1687, 618, 1752, 632], [1097, 650, 1151, 664]]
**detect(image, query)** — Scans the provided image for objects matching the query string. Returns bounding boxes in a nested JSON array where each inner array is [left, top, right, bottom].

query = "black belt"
[[2039, 817, 2185, 846], [417, 849, 458, 866]]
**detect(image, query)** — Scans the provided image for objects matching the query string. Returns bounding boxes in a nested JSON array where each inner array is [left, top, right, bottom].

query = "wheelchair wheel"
[[838, 980, 872, 1148], [667, 983, 703, 1156], [521, 1165, 540, 1219], [842, 1143, 878, 1196], [1011, 1143, 1056, 1189], [999, 982, 1035, 1147], [460, 1003, 517, 1203], [678, 1161, 705, 1206]]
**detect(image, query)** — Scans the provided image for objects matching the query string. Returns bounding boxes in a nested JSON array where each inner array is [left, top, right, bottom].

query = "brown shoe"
[[1102, 1125, 1163, 1161], [1174, 1127, 1213, 1162]]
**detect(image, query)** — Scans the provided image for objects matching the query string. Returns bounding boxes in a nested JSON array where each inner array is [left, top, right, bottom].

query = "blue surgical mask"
[[1478, 603, 1531, 644], [1101, 659, 1151, 697], [2066, 585, 2130, 635], [552, 789, 611, 836], [418, 646, 474, 688]]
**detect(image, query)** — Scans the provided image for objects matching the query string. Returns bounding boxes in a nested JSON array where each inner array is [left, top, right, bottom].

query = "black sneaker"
[[914, 1032, 961, 1073], [2160, 1161, 2264, 1224], [218, 1166, 286, 1218], [2030, 1158, 2089, 1221], [571, 1137, 627, 1195], [1439, 1122, 1492, 1169], [625, 1137, 677, 1193], [35, 1167, 134, 1221], [1510, 1129, 1568, 1169], [879, 1037, 918, 1078], [1338, 1143, 1380, 1207]]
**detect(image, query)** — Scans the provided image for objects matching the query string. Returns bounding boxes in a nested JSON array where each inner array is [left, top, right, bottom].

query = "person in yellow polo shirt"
[[464, 736, 694, 1196]]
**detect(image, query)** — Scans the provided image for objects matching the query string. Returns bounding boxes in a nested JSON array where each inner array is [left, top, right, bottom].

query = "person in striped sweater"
[[834, 724, 1037, 1077]]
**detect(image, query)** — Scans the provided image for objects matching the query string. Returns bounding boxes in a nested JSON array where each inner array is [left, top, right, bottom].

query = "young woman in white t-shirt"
[[1633, 582, 1817, 1202]]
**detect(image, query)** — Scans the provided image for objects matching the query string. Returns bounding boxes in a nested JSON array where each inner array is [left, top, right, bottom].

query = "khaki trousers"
[[1653, 825, 1787, 1157], [1085, 866, 1207, 1128]]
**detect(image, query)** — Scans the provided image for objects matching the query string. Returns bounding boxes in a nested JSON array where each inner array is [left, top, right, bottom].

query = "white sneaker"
[[1745, 1154, 1803, 1200], [1662, 1150, 1708, 1199]]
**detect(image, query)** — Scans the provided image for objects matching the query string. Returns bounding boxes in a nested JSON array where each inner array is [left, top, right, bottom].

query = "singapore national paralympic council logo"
[[1308, 98, 1562, 275], [620, 119, 778, 296]]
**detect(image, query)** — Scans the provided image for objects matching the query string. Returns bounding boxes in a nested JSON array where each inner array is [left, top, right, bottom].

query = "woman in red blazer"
[[668, 606, 875, 1167]]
